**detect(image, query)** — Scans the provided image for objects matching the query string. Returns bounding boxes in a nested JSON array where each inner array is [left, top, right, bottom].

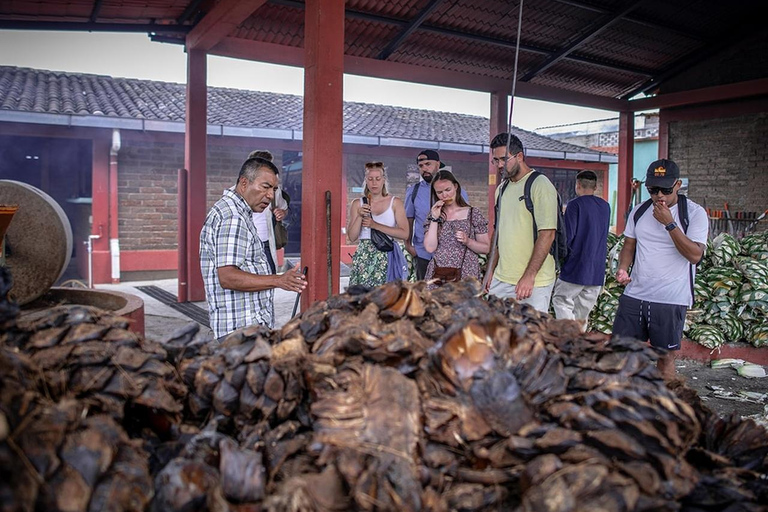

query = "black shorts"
[[612, 295, 686, 351]]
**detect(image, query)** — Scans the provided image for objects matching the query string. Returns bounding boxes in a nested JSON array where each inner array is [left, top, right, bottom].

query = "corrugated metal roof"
[[0, 0, 757, 101]]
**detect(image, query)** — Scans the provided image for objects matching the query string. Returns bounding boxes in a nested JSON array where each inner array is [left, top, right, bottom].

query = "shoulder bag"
[[362, 196, 394, 252], [432, 208, 473, 284]]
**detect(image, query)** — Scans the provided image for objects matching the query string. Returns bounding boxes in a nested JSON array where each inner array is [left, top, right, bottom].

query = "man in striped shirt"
[[200, 157, 307, 341]]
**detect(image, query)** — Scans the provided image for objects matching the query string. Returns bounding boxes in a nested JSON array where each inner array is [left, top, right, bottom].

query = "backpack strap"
[[632, 198, 653, 226], [409, 181, 420, 209], [493, 179, 510, 232], [522, 171, 542, 242]]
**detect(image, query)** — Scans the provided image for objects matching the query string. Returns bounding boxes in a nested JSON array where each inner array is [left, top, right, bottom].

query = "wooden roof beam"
[[89, 0, 104, 23], [521, 0, 647, 82], [186, 0, 268, 51], [211, 37, 630, 111], [628, 77, 768, 111], [377, 0, 445, 60]]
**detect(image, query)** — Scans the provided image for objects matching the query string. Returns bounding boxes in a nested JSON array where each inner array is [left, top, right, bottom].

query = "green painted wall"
[[608, 140, 658, 226]]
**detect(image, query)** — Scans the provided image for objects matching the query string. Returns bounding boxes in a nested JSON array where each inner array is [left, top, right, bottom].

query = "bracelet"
[[427, 215, 442, 224]]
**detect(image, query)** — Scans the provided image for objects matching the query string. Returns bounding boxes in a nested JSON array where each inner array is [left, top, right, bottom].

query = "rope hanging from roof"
[[505, 0, 525, 158]]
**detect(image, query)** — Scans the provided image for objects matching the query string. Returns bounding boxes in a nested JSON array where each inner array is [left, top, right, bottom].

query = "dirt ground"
[[675, 357, 767, 420]]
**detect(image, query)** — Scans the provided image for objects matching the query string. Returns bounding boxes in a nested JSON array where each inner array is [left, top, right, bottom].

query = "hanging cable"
[[485, 0, 525, 294], [505, 0, 525, 158]]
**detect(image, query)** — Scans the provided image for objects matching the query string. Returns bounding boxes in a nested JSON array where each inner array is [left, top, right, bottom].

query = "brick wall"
[[118, 139, 273, 251], [668, 112, 768, 214], [118, 140, 183, 251], [118, 138, 600, 252]]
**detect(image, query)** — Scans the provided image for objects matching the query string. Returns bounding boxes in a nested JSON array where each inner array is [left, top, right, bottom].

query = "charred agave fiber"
[[1, 270, 767, 511]]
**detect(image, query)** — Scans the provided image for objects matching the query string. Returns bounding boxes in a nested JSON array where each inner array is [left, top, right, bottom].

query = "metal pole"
[[86, 234, 101, 288]]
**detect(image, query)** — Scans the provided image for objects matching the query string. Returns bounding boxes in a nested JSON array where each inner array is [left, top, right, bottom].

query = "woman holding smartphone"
[[346, 162, 409, 287]]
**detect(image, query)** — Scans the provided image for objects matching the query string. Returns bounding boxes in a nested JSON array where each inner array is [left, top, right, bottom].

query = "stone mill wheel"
[[0, 180, 73, 305]]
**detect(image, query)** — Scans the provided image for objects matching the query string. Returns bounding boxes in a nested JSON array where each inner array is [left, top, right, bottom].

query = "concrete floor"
[[97, 276, 350, 343]]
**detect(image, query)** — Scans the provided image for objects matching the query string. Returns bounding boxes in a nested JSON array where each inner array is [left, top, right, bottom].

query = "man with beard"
[[405, 149, 467, 280], [612, 159, 707, 379], [483, 133, 558, 312], [200, 156, 307, 341]]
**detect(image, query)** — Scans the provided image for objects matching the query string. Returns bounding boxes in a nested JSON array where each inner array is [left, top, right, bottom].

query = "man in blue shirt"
[[552, 170, 611, 326], [405, 149, 467, 279]]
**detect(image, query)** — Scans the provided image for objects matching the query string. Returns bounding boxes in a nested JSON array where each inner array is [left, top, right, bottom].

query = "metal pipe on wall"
[[178, 168, 189, 303], [109, 128, 121, 283]]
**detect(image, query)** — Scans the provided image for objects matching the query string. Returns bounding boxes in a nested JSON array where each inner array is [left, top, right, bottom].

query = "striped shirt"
[[200, 187, 274, 339]]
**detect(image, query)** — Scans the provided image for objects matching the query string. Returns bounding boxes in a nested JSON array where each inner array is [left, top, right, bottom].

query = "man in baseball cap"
[[612, 158, 708, 380]]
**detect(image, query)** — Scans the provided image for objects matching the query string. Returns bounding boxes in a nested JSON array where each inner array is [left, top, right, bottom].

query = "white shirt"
[[623, 198, 708, 307], [252, 206, 271, 242]]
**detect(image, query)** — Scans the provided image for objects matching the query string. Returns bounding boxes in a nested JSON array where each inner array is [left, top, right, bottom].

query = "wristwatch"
[[665, 221, 677, 232]]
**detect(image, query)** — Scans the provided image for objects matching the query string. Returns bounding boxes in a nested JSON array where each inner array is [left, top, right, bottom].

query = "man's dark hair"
[[237, 157, 279, 186], [248, 149, 274, 162], [576, 170, 598, 189], [490, 132, 524, 156]]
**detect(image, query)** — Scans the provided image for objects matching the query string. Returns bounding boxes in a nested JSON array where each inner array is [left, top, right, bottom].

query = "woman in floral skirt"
[[423, 170, 490, 286], [347, 162, 409, 287]]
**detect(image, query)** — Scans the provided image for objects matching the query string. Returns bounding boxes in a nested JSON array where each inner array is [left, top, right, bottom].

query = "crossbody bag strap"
[[458, 207, 473, 269]]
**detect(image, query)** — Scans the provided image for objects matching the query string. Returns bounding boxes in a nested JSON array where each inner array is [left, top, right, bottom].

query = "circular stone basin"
[[20, 287, 145, 337]]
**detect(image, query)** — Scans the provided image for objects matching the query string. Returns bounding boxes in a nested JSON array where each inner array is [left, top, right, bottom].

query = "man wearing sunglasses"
[[612, 158, 708, 380]]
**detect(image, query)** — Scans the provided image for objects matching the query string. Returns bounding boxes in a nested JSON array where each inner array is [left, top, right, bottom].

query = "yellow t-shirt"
[[494, 171, 557, 286]]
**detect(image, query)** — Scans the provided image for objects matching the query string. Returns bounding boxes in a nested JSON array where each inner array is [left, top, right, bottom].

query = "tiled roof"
[[0, 66, 605, 156]]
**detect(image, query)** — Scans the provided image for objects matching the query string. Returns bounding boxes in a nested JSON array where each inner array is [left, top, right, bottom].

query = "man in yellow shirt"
[[482, 133, 558, 312]]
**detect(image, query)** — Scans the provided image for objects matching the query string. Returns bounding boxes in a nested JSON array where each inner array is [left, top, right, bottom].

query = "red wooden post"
[[488, 90, 508, 229], [91, 137, 110, 284], [301, 0, 345, 308], [184, 49, 208, 302], [616, 111, 634, 234]]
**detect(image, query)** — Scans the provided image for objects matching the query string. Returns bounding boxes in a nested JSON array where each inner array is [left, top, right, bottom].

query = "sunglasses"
[[647, 186, 675, 195], [365, 161, 384, 168]]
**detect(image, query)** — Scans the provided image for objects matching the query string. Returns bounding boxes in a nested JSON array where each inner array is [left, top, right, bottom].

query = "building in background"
[[539, 113, 659, 226], [0, 66, 614, 283]]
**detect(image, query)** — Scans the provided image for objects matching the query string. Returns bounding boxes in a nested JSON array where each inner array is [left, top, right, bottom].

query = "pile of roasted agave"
[[1, 266, 766, 512]]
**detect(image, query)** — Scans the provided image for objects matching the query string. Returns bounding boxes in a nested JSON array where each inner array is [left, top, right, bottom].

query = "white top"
[[623, 198, 708, 306], [360, 196, 396, 240], [251, 206, 271, 242]]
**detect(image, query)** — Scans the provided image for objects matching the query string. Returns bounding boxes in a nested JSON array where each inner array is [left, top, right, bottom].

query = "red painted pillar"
[[658, 111, 669, 159], [616, 111, 634, 234], [184, 49, 207, 302], [488, 91, 508, 229], [301, 0, 344, 308], [91, 137, 110, 284]]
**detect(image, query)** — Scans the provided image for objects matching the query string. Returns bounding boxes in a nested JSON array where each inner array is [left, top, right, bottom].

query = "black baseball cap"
[[645, 158, 680, 188], [417, 149, 440, 163]]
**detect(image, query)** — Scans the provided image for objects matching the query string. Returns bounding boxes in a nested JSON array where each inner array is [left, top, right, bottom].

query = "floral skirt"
[[349, 239, 388, 288]]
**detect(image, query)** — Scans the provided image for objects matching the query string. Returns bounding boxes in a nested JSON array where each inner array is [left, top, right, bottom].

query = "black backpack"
[[519, 171, 569, 270], [631, 194, 701, 302]]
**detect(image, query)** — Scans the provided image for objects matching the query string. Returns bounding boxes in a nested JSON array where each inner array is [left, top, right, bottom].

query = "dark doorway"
[[0, 135, 92, 279], [280, 150, 302, 255], [536, 167, 579, 203]]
